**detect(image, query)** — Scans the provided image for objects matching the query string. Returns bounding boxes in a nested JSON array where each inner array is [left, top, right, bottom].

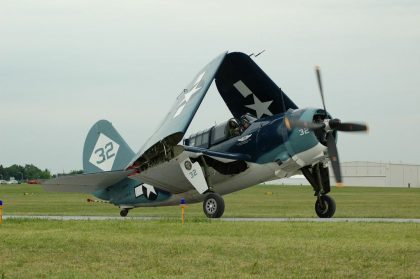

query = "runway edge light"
[[180, 198, 187, 225]]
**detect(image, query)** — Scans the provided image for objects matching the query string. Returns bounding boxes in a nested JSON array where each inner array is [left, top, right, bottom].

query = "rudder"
[[83, 120, 135, 173]]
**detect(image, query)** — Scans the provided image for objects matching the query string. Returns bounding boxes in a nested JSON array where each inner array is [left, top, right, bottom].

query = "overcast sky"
[[1, 0, 419, 173]]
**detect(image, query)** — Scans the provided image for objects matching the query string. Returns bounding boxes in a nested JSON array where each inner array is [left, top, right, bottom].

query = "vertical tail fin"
[[83, 120, 135, 173]]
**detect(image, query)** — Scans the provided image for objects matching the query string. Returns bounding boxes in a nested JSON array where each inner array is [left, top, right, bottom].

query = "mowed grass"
[[1, 185, 419, 278], [0, 184, 419, 218], [0, 219, 419, 278]]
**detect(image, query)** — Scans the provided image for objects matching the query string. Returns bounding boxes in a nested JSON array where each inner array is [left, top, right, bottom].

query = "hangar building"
[[269, 161, 420, 188], [330, 161, 420, 188]]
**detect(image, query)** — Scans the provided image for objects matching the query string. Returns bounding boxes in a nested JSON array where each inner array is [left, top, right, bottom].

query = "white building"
[[268, 162, 420, 188], [330, 161, 420, 188]]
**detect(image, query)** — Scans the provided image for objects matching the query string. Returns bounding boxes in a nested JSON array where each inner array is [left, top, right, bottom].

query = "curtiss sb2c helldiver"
[[43, 51, 368, 218]]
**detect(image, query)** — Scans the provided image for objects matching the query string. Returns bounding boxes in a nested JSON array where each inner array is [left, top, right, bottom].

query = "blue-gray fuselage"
[[94, 107, 330, 207]]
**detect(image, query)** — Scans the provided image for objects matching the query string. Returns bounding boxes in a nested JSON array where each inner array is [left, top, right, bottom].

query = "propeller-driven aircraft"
[[44, 51, 367, 218]]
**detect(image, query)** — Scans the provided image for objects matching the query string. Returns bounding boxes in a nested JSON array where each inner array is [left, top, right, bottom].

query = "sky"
[[1, 0, 419, 173]]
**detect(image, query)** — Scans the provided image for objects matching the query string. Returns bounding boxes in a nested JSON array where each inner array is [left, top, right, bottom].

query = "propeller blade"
[[284, 117, 325, 130], [326, 133, 344, 187], [310, 66, 366, 187], [315, 66, 327, 115], [336, 122, 368, 132]]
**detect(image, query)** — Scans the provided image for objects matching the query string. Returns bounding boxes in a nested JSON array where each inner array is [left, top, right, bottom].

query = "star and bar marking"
[[134, 184, 157, 200], [233, 80, 273, 119], [174, 71, 206, 118]]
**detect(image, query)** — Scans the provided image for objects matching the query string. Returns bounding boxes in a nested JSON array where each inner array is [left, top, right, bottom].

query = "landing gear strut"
[[203, 193, 225, 218], [302, 163, 336, 218], [120, 208, 130, 217], [315, 194, 336, 218]]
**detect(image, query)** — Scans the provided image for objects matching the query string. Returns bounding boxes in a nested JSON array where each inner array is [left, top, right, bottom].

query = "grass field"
[[0, 219, 419, 278], [0, 184, 419, 278], [0, 184, 419, 218]]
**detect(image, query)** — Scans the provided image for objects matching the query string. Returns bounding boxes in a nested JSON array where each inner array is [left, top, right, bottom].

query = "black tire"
[[120, 209, 129, 217], [315, 195, 336, 218], [203, 193, 225, 218]]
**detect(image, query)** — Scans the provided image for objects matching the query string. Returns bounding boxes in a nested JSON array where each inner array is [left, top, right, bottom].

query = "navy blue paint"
[[184, 146, 251, 161], [215, 52, 298, 119], [193, 108, 324, 164]]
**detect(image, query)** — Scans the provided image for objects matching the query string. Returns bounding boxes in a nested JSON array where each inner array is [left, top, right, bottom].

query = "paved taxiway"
[[4, 215, 420, 223]]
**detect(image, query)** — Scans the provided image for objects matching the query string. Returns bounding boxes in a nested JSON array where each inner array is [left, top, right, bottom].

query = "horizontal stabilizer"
[[42, 170, 134, 193]]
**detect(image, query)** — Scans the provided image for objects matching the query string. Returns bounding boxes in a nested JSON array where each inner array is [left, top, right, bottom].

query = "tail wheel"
[[120, 208, 129, 217], [315, 195, 336, 218], [203, 193, 225, 218]]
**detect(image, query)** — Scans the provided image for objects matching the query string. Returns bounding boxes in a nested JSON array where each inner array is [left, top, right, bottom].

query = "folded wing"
[[215, 52, 298, 119], [127, 52, 227, 168]]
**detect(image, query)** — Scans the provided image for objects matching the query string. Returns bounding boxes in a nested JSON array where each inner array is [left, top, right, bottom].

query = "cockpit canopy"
[[184, 113, 257, 148]]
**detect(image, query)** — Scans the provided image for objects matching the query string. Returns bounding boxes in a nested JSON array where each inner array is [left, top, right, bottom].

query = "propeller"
[[326, 132, 343, 187], [285, 66, 368, 186], [286, 117, 368, 133], [316, 65, 327, 117]]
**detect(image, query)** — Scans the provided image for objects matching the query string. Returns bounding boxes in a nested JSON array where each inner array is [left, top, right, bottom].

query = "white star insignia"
[[174, 71, 206, 118], [246, 95, 273, 118], [184, 72, 205, 102]]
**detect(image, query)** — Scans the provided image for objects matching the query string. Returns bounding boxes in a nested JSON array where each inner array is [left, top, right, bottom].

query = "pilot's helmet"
[[240, 115, 249, 123], [229, 118, 239, 128]]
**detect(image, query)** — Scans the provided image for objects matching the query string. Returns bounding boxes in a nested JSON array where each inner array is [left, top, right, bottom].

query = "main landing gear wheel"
[[315, 195, 336, 218], [203, 193, 225, 218], [120, 208, 130, 217]]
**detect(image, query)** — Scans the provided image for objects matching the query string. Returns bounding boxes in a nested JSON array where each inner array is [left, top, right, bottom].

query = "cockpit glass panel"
[[211, 121, 229, 145], [189, 137, 195, 146], [201, 131, 209, 147], [195, 134, 202, 146]]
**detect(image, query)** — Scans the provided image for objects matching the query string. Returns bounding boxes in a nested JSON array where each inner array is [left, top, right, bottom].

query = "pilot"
[[228, 118, 241, 137], [240, 115, 251, 131]]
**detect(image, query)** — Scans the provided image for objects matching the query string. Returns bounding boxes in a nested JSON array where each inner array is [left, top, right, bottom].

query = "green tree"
[[0, 164, 52, 181], [0, 165, 4, 180], [23, 164, 49, 180], [39, 169, 52, 179], [6, 164, 24, 180]]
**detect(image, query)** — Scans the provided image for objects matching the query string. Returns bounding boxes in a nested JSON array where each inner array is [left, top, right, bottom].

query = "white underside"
[[292, 143, 327, 167]]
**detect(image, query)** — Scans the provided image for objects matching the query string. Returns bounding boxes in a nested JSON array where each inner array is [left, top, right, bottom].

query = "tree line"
[[0, 164, 83, 181]]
